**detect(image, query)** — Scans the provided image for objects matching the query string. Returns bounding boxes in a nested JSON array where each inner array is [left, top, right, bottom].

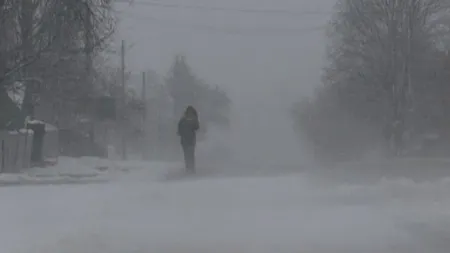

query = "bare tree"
[[166, 54, 231, 131], [0, 0, 115, 88], [323, 0, 450, 155], [0, 0, 116, 131], [292, 0, 450, 162]]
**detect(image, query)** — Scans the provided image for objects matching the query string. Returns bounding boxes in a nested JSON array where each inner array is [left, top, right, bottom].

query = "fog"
[[4, 1, 450, 253], [115, 0, 335, 168]]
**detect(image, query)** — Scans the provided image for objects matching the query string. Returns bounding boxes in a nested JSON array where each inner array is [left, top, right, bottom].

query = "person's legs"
[[182, 145, 189, 169], [190, 145, 196, 171], [186, 145, 195, 172]]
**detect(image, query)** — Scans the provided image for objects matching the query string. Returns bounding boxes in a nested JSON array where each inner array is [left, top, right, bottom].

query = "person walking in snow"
[[177, 106, 199, 172]]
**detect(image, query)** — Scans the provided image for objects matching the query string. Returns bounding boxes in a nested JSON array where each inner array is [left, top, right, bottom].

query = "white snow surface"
[[0, 157, 176, 185], [1, 158, 450, 253]]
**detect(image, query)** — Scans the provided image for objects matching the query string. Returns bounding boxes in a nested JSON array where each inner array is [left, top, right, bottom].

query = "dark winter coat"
[[177, 115, 199, 147]]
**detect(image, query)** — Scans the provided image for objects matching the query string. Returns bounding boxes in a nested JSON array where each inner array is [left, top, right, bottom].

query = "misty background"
[[115, 0, 333, 166], [4, 1, 450, 252], [3, 0, 450, 171]]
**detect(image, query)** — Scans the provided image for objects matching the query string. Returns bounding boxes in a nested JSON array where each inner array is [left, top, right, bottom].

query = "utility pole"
[[85, 2, 92, 92], [399, 3, 413, 156], [85, 2, 95, 143], [142, 71, 146, 120], [141, 71, 147, 159], [121, 40, 127, 160]]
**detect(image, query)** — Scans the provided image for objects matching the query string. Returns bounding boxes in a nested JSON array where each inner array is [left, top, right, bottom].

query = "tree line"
[[292, 0, 450, 163], [0, 1, 230, 159], [0, 0, 115, 128]]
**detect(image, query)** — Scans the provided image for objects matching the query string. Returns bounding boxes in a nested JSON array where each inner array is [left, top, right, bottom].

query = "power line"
[[114, 0, 331, 17], [119, 14, 327, 36]]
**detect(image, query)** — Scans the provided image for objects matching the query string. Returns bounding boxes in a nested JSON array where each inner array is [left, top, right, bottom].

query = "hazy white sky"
[[114, 0, 335, 164], [115, 0, 333, 102]]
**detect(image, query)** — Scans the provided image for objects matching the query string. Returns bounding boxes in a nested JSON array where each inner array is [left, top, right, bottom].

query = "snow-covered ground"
[[1, 158, 450, 253], [0, 157, 178, 185]]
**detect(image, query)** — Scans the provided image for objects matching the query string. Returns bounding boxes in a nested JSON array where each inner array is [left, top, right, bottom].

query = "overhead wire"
[[119, 14, 327, 36], [114, 0, 329, 36], [113, 0, 332, 17]]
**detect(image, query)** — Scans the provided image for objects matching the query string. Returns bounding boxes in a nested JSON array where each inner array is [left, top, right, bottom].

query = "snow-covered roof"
[[26, 119, 58, 132], [27, 120, 45, 124]]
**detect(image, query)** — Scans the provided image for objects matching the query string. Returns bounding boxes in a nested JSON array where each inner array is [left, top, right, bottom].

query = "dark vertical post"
[[1, 140, 5, 172], [142, 71, 146, 159], [121, 40, 127, 160]]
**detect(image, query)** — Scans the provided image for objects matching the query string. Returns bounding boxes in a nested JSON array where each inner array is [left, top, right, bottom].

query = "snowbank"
[[0, 156, 180, 186]]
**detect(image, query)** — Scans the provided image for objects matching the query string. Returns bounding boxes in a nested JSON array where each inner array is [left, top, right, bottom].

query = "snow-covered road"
[[2, 160, 450, 253]]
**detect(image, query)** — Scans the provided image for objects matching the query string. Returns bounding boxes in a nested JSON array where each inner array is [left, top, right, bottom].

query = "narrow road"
[[1, 160, 450, 253]]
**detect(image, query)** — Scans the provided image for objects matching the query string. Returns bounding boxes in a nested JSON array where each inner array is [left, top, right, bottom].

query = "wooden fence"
[[0, 125, 59, 173], [0, 130, 33, 173]]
